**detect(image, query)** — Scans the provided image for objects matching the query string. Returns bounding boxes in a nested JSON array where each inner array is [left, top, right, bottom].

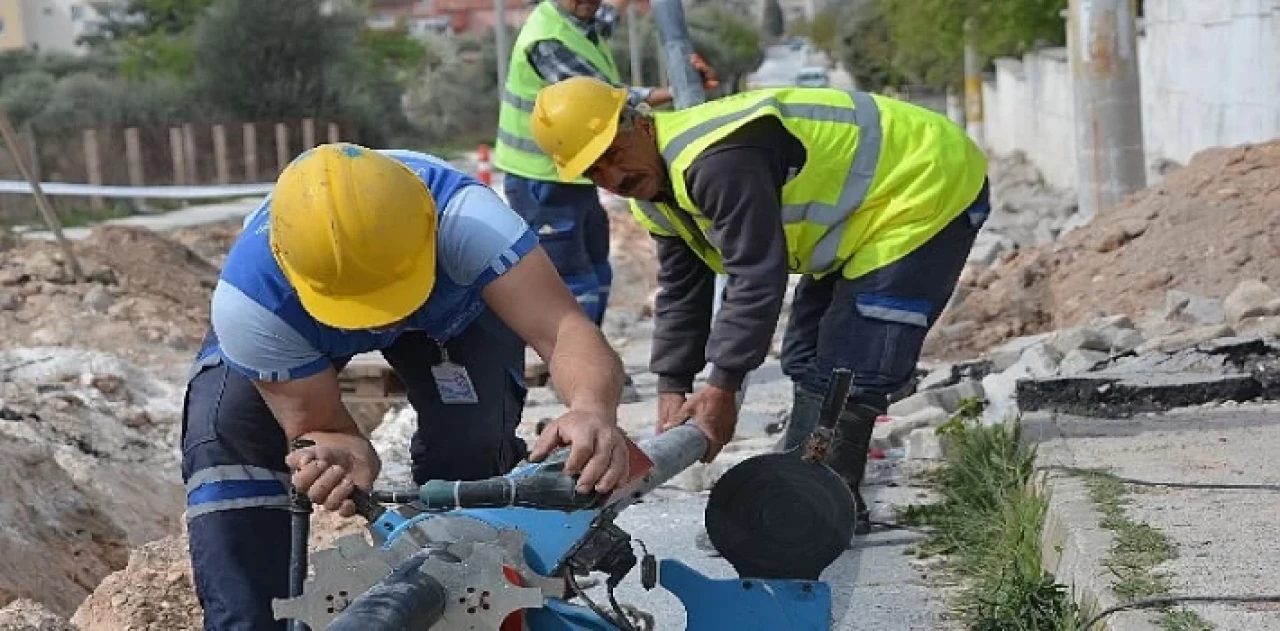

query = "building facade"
[[0, 0, 101, 55]]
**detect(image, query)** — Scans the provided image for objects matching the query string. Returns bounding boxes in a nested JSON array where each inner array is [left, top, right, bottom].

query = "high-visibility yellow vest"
[[629, 88, 988, 280], [494, 0, 622, 183]]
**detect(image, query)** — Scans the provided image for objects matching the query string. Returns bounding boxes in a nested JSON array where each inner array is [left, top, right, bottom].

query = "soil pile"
[[927, 140, 1280, 359]]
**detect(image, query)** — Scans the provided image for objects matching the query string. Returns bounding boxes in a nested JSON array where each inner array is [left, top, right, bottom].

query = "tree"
[[688, 4, 764, 95], [762, 0, 785, 40], [190, 0, 358, 119], [83, 0, 216, 78]]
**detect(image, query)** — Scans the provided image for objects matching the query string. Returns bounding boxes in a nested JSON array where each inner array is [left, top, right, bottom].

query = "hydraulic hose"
[[327, 550, 447, 631]]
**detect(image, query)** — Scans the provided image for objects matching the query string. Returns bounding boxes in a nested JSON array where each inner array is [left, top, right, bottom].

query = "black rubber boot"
[[824, 398, 884, 536], [777, 385, 826, 452]]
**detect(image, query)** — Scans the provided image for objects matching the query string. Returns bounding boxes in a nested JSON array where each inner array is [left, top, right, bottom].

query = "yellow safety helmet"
[[269, 143, 438, 330], [530, 76, 630, 182]]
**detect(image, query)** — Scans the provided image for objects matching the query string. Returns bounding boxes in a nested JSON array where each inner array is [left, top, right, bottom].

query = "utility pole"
[[494, 0, 509, 88], [1067, 0, 1146, 219], [962, 17, 985, 146], [627, 4, 643, 85]]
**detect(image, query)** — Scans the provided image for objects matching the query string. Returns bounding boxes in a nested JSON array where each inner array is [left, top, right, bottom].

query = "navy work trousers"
[[780, 181, 990, 404], [503, 174, 612, 325], [180, 311, 527, 631]]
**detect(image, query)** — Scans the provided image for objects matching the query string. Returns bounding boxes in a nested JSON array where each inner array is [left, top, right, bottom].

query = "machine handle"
[[816, 369, 854, 431], [289, 438, 386, 523]]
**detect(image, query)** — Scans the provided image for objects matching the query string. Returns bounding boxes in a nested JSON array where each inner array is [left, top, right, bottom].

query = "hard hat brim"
[[282, 247, 437, 331], [554, 87, 628, 182]]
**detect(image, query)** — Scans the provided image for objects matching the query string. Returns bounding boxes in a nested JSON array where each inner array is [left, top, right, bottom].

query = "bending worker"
[[494, 0, 716, 399], [181, 143, 631, 630], [529, 76, 989, 535]]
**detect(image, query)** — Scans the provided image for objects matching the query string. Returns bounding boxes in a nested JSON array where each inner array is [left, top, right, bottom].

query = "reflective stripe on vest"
[[655, 91, 882, 273]]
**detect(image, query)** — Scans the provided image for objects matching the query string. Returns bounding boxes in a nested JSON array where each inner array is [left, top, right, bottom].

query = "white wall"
[[982, 0, 1280, 190], [19, 0, 97, 55]]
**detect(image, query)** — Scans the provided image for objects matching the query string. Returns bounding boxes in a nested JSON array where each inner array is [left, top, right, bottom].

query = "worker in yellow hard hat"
[[180, 143, 632, 630], [494, 0, 718, 404], [530, 76, 990, 538]]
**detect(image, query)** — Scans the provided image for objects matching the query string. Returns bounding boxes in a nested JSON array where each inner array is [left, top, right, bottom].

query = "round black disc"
[[705, 453, 855, 581]]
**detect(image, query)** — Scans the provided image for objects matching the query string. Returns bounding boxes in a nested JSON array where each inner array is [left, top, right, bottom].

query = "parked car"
[[794, 67, 830, 88]]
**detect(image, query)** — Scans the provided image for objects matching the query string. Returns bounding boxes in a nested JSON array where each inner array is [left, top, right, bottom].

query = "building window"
[[0, 18, 5, 35], [72, 5, 85, 20]]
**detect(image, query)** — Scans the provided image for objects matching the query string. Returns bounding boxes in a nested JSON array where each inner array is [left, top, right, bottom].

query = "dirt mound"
[[0, 225, 219, 365], [72, 512, 367, 630], [0, 435, 131, 616], [80, 225, 221, 313], [927, 140, 1280, 359]]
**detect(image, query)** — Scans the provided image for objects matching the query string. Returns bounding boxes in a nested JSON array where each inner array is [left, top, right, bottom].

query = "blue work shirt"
[[195, 150, 537, 383]]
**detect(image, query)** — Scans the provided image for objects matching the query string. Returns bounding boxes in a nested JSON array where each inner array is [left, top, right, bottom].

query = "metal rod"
[[627, 3, 643, 85], [650, 0, 705, 108], [0, 107, 83, 281]]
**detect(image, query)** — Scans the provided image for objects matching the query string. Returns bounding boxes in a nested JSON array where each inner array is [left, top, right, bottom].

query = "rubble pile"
[[927, 140, 1280, 360], [0, 348, 187, 616], [0, 225, 222, 365]]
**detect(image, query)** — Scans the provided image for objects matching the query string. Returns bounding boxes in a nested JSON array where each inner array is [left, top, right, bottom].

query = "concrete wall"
[[982, 0, 1280, 190]]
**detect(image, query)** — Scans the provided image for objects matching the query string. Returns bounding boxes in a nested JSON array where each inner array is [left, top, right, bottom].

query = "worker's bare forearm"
[[547, 317, 625, 419], [644, 86, 674, 107]]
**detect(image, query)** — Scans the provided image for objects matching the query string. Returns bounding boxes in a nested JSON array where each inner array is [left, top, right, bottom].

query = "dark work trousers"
[[503, 173, 612, 326], [780, 180, 990, 406], [180, 310, 528, 631]]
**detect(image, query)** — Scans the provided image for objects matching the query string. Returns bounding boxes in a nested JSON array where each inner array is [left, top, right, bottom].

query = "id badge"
[[431, 343, 479, 405]]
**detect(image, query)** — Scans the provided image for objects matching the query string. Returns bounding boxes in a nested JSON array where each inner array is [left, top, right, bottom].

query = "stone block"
[[887, 381, 983, 417], [1135, 324, 1235, 355], [1163, 289, 1226, 326], [984, 332, 1054, 371], [873, 406, 950, 449], [1047, 327, 1111, 355], [1225, 279, 1280, 324], [1058, 349, 1110, 375], [905, 427, 947, 460]]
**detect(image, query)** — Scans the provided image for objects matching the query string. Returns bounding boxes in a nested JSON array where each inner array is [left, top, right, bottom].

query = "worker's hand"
[[285, 434, 380, 518], [680, 386, 738, 463], [656, 392, 688, 434], [530, 408, 631, 495], [690, 53, 720, 92]]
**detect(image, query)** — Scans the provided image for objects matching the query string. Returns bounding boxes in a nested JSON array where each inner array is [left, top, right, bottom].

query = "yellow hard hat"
[[531, 76, 629, 182], [269, 143, 438, 330]]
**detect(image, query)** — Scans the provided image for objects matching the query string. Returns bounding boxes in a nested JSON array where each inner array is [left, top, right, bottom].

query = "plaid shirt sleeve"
[[525, 4, 653, 108]]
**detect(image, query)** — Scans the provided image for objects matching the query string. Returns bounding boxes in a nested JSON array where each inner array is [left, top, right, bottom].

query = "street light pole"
[[494, 0, 509, 87]]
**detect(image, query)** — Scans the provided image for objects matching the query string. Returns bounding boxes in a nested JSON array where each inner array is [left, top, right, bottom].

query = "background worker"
[[529, 77, 990, 536], [182, 143, 631, 630], [494, 0, 717, 400]]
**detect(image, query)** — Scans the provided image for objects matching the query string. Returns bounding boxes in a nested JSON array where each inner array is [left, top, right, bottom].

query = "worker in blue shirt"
[[181, 143, 632, 630]]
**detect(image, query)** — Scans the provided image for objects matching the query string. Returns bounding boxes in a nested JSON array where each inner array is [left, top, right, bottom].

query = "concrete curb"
[[1038, 471, 1162, 631]]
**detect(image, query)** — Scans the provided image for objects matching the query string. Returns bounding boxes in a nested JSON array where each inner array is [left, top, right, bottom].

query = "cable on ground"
[[1079, 595, 1280, 630], [1040, 465, 1280, 492]]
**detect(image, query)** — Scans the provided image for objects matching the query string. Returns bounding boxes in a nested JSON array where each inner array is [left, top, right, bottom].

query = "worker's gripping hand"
[[679, 386, 738, 463], [285, 434, 380, 518], [690, 53, 720, 92], [530, 408, 630, 495], [656, 392, 688, 434]]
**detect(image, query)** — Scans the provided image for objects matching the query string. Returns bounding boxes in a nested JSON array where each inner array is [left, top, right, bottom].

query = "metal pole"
[[494, 0, 509, 89], [650, 0, 706, 108], [1067, 0, 1146, 219], [651, 0, 751, 404], [962, 17, 985, 146], [0, 107, 83, 281], [627, 4, 643, 85]]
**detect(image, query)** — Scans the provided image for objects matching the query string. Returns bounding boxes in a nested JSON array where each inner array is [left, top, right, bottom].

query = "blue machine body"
[[366, 498, 833, 629]]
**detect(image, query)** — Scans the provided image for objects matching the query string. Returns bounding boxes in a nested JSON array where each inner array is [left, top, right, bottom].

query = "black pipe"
[[288, 440, 315, 631], [328, 550, 448, 631]]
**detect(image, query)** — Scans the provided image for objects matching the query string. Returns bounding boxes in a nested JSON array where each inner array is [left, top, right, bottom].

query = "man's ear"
[[636, 114, 656, 140]]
